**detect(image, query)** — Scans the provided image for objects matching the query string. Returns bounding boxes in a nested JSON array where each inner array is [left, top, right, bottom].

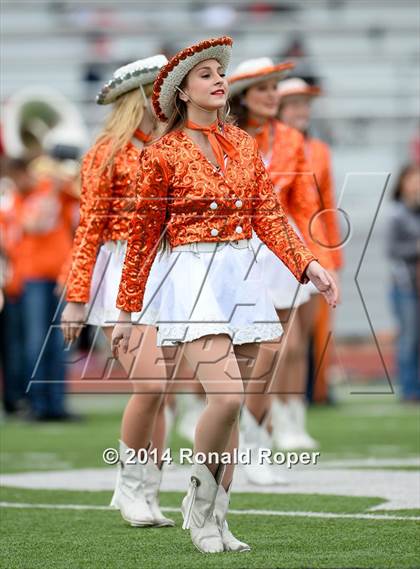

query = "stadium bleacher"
[[2, 0, 419, 337]]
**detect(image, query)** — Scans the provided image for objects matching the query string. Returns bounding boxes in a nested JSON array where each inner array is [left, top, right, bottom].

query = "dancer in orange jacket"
[[228, 59, 337, 484], [278, 78, 343, 404], [112, 37, 337, 553], [60, 55, 176, 528]]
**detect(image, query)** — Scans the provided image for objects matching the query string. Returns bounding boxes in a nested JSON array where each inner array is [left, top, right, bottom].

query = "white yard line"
[[0, 502, 419, 522], [2, 464, 419, 510]]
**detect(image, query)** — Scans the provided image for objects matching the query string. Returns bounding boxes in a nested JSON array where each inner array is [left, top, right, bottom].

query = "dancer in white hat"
[[228, 59, 338, 479], [278, 77, 343, 410], [112, 37, 338, 554], [60, 55, 175, 528]]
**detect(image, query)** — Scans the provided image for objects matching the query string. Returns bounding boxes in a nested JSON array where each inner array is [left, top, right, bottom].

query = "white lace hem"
[[157, 323, 283, 346]]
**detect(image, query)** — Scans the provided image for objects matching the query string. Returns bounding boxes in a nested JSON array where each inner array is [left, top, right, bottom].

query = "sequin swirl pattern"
[[116, 124, 317, 313], [267, 121, 334, 269], [66, 140, 141, 303]]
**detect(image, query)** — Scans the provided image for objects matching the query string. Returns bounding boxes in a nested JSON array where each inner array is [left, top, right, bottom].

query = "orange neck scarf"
[[185, 120, 238, 172], [133, 128, 152, 143], [247, 117, 272, 156]]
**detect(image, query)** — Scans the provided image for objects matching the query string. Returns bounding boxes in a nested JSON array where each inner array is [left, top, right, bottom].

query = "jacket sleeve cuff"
[[66, 291, 89, 304], [116, 295, 143, 314], [299, 257, 317, 284]]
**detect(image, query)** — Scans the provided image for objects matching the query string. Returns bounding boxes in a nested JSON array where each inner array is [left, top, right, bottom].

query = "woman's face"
[[279, 94, 312, 132], [243, 79, 279, 120], [401, 168, 420, 207], [181, 58, 228, 111]]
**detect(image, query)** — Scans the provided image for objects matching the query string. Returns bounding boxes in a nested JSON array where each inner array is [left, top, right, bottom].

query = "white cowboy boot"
[[181, 463, 224, 553], [143, 460, 175, 527], [288, 397, 319, 450], [109, 440, 154, 527], [272, 398, 300, 450], [240, 406, 286, 485], [272, 398, 319, 450], [214, 484, 250, 552]]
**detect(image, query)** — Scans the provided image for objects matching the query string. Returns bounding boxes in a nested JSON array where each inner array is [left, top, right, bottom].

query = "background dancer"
[[228, 59, 337, 485], [278, 78, 344, 407], [60, 55, 175, 528]]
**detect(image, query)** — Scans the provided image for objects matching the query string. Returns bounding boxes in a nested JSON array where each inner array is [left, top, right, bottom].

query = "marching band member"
[[60, 55, 175, 528], [112, 37, 338, 553], [228, 59, 336, 480]]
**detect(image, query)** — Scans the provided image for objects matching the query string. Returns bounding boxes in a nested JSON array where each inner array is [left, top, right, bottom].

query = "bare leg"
[[103, 325, 168, 451], [274, 294, 319, 401], [240, 342, 280, 423], [165, 335, 244, 479], [220, 419, 239, 491], [175, 334, 252, 552], [298, 294, 320, 339], [236, 341, 283, 485], [271, 298, 320, 449], [275, 307, 306, 401]]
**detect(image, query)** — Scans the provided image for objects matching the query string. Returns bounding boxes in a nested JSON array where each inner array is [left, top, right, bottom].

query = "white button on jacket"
[[210, 228, 219, 237]]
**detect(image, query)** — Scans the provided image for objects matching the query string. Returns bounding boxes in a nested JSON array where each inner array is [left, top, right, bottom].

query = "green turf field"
[[1, 390, 419, 569]]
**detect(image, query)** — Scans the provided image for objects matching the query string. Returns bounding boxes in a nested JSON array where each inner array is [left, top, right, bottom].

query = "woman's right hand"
[[306, 260, 339, 308], [111, 311, 133, 358], [61, 302, 86, 343]]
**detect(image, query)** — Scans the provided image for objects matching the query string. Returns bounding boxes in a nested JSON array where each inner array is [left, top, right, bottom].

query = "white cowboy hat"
[[96, 55, 168, 105], [152, 36, 233, 122], [277, 77, 322, 100], [228, 57, 294, 97]]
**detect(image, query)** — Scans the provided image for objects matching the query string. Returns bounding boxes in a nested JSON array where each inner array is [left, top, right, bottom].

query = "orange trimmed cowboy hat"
[[152, 36, 233, 122], [228, 57, 294, 97], [277, 78, 322, 100]]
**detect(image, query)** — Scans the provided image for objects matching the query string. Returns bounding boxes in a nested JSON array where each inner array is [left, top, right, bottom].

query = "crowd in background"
[[0, 18, 419, 420]]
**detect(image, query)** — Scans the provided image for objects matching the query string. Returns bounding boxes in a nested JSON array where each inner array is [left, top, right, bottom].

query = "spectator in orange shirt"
[[7, 157, 78, 420], [0, 158, 27, 415]]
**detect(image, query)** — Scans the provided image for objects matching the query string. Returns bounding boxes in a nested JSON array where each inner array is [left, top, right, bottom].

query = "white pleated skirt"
[[86, 239, 284, 347], [86, 241, 162, 327], [143, 240, 283, 346], [250, 232, 311, 310]]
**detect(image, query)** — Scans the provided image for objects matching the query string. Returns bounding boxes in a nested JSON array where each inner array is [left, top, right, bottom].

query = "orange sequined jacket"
[[305, 137, 343, 269], [264, 120, 334, 269], [116, 124, 317, 313], [66, 140, 140, 303]]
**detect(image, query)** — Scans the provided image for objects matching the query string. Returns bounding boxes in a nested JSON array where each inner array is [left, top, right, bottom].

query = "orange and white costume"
[[229, 60, 333, 310], [255, 118, 334, 308], [304, 136, 343, 271], [277, 76, 343, 287], [64, 55, 168, 326], [116, 122, 317, 345], [65, 140, 159, 325]]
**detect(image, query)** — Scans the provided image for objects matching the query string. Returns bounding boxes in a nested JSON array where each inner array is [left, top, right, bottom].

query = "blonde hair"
[[92, 83, 155, 176]]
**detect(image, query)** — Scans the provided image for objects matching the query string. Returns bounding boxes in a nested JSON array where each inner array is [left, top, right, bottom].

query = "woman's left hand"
[[306, 261, 339, 308]]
